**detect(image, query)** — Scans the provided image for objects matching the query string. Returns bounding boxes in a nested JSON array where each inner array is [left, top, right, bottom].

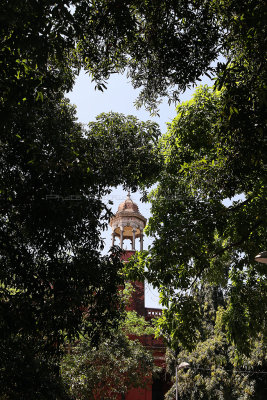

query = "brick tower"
[[110, 193, 171, 400]]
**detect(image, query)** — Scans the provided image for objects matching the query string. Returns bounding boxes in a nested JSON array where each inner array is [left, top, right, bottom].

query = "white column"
[[111, 231, 115, 246], [120, 226, 124, 249], [132, 228, 136, 250], [140, 229, 143, 251]]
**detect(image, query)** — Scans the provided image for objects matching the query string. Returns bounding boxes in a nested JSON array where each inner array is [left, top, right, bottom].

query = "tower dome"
[[110, 191, 146, 250]]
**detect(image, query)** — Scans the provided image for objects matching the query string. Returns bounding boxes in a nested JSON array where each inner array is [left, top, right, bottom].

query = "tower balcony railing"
[[145, 308, 163, 319]]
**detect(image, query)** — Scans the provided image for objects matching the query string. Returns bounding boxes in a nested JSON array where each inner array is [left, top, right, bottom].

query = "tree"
[[1, 0, 266, 396], [122, 0, 267, 356], [0, 0, 220, 113], [61, 331, 154, 400], [164, 286, 267, 400], [61, 285, 155, 400], [127, 85, 266, 353], [86, 112, 162, 190], [0, 95, 161, 398], [0, 97, 118, 399], [3, 1, 265, 113], [1, 2, 165, 391]]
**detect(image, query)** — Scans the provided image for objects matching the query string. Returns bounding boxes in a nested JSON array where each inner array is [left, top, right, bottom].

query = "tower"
[[110, 191, 146, 251], [110, 192, 171, 400]]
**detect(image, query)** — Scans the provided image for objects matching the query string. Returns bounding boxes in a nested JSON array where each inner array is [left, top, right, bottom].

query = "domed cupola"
[[110, 191, 146, 251]]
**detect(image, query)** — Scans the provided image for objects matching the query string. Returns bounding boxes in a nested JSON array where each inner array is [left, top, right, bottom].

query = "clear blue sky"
[[66, 70, 202, 132], [66, 70, 212, 307]]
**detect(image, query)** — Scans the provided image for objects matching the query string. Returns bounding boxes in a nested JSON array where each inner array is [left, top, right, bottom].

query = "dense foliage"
[[61, 304, 155, 400], [1, 0, 266, 397], [0, 0, 220, 112], [0, 97, 160, 398], [2, 1, 265, 112], [164, 286, 267, 400], [128, 85, 266, 353], [0, 92, 161, 399], [62, 332, 153, 400], [0, 97, 117, 399]]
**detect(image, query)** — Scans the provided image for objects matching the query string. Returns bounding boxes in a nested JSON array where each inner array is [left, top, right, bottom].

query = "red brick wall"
[[122, 250, 171, 399], [126, 386, 152, 400]]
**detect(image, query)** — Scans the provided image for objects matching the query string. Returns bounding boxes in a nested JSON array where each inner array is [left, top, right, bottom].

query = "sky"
[[66, 70, 213, 307], [66, 70, 202, 132]]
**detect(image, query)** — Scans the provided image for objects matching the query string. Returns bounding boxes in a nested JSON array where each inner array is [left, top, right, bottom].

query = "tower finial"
[[127, 189, 131, 199]]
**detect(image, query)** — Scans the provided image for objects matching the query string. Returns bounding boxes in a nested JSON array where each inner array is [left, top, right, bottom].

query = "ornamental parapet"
[[145, 308, 163, 319]]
